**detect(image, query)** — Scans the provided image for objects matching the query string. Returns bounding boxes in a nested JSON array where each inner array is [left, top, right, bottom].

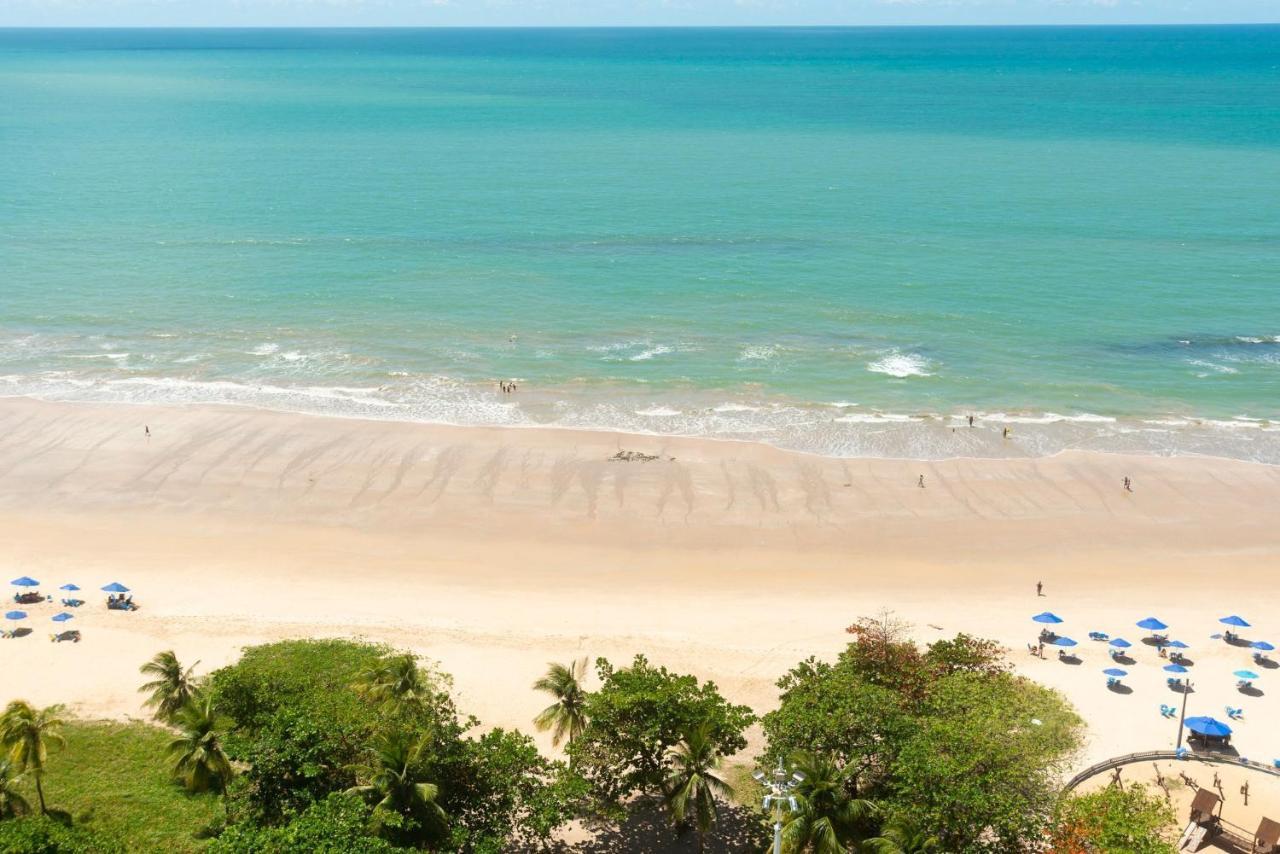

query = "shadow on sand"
[[1107, 682, 1134, 695]]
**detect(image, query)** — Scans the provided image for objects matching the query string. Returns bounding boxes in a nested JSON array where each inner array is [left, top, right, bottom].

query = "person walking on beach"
[[917, 474, 925, 488], [968, 415, 975, 427], [1036, 580, 1043, 597], [144, 425, 150, 441], [1002, 426, 1011, 440], [1123, 476, 1132, 492]]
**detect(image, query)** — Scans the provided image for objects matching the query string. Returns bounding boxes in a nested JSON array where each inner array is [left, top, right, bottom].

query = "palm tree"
[[0, 757, 31, 818], [0, 700, 65, 815], [863, 817, 941, 853], [345, 731, 447, 844], [664, 721, 734, 854], [139, 650, 201, 723], [532, 657, 589, 749], [353, 654, 432, 713], [779, 752, 878, 854], [167, 695, 233, 795]]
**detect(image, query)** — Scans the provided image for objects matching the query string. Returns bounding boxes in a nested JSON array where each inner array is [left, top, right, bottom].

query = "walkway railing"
[[1063, 750, 1280, 793]]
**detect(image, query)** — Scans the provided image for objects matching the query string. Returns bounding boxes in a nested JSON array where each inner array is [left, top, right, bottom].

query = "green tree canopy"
[[762, 618, 1082, 853], [1050, 784, 1177, 854], [568, 655, 755, 808]]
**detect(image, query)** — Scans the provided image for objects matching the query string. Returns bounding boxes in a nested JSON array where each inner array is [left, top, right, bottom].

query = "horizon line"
[[3, 21, 1280, 30]]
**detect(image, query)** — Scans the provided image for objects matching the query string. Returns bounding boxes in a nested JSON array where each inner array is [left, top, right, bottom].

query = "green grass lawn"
[[18, 719, 221, 852]]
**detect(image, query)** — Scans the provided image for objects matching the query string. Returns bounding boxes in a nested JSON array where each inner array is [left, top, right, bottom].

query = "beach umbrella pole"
[[1175, 679, 1192, 751]]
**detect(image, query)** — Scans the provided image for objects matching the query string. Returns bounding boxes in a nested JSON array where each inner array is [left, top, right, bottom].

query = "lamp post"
[[1175, 678, 1193, 751], [754, 760, 804, 854]]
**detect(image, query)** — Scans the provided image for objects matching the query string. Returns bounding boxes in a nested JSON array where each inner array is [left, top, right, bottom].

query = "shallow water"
[[2, 27, 1278, 460]]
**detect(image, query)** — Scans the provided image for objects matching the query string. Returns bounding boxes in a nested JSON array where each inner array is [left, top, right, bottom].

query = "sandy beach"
[[2, 397, 1279, 815]]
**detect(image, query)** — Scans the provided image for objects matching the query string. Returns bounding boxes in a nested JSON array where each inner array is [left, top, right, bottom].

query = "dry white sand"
[[1, 398, 1278, 820]]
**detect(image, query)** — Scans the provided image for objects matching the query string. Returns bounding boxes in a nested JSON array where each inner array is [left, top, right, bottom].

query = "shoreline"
[[4, 385, 1280, 467], [1, 396, 1278, 798]]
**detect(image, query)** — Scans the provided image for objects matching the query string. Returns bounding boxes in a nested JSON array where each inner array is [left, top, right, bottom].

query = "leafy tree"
[[1049, 784, 1177, 854], [532, 658, 589, 750], [0, 701, 65, 815], [779, 752, 878, 854], [207, 639, 460, 824], [922, 634, 1008, 678], [138, 650, 201, 723], [761, 658, 911, 797], [568, 655, 754, 808], [889, 672, 1081, 853], [0, 816, 126, 854], [345, 731, 448, 847], [209, 793, 407, 853], [842, 612, 925, 696], [168, 695, 234, 795], [765, 623, 1082, 853], [353, 654, 435, 716], [434, 727, 586, 854], [0, 757, 31, 819], [663, 721, 734, 854]]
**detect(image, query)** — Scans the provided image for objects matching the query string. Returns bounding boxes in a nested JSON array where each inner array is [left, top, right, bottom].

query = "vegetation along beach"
[[2, 22, 1280, 854]]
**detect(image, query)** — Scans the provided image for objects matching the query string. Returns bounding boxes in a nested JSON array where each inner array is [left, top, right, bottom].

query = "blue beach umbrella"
[[1163, 663, 1188, 674], [1219, 615, 1250, 628], [10, 576, 39, 588], [1109, 638, 1132, 649], [1252, 641, 1276, 652], [60, 583, 80, 592], [1184, 716, 1232, 737], [51, 612, 74, 623], [1051, 636, 1078, 647], [1032, 612, 1064, 624], [1137, 617, 1168, 631], [1103, 668, 1128, 677], [1234, 670, 1260, 680], [4, 611, 27, 620], [101, 582, 130, 593], [1167, 640, 1190, 649]]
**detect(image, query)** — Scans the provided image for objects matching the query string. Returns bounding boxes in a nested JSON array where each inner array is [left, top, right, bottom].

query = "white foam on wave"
[[983, 411, 1117, 425], [1187, 359, 1239, 377], [630, 345, 673, 362], [250, 343, 279, 356], [834, 412, 915, 424], [737, 345, 778, 362], [65, 352, 129, 361], [636, 406, 681, 417], [867, 351, 932, 378], [712, 403, 760, 413]]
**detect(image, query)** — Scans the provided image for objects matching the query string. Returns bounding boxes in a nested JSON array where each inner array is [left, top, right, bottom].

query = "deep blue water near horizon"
[[2, 26, 1279, 460]]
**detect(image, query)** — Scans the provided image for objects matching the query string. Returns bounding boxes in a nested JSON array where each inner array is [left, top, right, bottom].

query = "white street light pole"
[[754, 760, 804, 854]]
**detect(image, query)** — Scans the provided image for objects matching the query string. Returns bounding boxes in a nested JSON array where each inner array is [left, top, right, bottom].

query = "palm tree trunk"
[[35, 775, 45, 815]]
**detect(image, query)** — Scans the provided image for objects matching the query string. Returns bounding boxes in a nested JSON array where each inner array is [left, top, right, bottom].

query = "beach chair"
[[1160, 704, 1174, 717], [1106, 677, 1117, 688], [1238, 679, 1252, 690]]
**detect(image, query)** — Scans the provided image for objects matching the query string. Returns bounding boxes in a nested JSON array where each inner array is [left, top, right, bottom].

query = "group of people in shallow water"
[[498, 380, 518, 394]]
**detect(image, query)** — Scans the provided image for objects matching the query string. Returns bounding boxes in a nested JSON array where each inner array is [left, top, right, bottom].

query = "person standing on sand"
[[1036, 580, 1043, 597], [1123, 476, 1132, 492], [144, 425, 150, 440]]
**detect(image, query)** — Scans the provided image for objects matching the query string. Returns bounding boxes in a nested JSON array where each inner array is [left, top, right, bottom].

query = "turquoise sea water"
[[2, 27, 1279, 460]]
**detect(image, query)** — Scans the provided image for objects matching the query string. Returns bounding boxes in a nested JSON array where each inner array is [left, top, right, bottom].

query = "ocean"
[[2, 26, 1279, 461]]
